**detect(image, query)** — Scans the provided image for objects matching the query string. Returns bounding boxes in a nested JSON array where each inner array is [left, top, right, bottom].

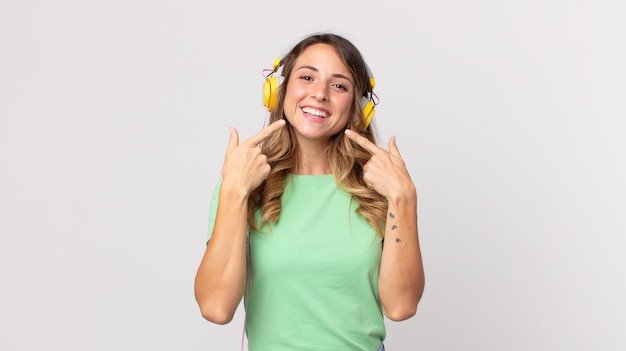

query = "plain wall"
[[1, 0, 625, 350]]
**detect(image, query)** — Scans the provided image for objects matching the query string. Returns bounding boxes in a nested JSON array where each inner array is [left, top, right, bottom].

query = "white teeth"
[[302, 107, 328, 118]]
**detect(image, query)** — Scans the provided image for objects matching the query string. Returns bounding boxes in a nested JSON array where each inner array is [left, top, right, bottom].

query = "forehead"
[[294, 43, 351, 76]]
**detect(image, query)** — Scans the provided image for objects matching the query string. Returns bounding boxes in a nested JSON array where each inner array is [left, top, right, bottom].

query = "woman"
[[194, 33, 425, 351]]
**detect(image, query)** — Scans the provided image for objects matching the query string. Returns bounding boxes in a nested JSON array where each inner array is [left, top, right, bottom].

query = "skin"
[[194, 43, 424, 324], [345, 129, 425, 321], [282, 43, 354, 174], [194, 119, 286, 324]]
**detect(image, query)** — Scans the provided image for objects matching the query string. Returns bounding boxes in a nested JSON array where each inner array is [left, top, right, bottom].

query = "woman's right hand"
[[221, 119, 286, 195]]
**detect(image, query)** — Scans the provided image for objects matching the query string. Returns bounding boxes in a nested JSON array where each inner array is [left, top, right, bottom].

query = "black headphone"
[[263, 58, 377, 129]]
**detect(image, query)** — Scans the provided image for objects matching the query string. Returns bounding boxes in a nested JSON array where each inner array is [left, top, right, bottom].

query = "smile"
[[302, 107, 329, 118]]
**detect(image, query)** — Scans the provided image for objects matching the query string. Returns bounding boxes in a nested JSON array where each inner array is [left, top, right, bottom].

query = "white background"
[[1, 0, 625, 350]]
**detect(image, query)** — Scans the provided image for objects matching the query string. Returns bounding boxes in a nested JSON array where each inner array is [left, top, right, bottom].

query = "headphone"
[[263, 58, 378, 129]]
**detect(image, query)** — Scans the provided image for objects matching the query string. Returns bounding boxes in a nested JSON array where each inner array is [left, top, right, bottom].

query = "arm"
[[378, 184, 424, 321], [345, 130, 425, 321], [194, 180, 249, 324], [194, 120, 286, 324]]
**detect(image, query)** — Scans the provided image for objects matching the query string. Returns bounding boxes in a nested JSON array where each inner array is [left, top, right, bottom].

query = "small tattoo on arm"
[[389, 212, 398, 236], [395, 238, 401, 243]]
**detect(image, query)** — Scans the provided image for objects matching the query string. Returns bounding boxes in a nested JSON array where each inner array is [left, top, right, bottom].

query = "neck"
[[294, 139, 331, 175]]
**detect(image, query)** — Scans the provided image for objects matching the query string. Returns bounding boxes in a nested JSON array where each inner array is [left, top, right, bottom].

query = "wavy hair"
[[247, 33, 388, 236]]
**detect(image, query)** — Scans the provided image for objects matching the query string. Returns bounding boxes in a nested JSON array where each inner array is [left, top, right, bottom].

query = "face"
[[282, 43, 355, 145]]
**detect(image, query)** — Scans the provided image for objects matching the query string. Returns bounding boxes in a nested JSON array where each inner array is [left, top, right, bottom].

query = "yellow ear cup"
[[355, 99, 375, 130], [262, 58, 283, 112], [354, 75, 376, 129], [263, 75, 279, 111], [362, 100, 375, 128]]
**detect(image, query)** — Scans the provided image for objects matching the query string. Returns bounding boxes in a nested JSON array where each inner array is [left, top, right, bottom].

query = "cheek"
[[283, 85, 303, 112], [338, 97, 354, 119], [281, 88, 295, 119]]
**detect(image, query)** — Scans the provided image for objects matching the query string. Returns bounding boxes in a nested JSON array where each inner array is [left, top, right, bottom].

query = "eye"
[[332, 83, 349, 92], [299, 75, 313, 81]]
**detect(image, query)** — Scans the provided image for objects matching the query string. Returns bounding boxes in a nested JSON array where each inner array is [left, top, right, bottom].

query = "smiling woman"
[[194, 32, 425, 351], [282, 43, 355, 149]]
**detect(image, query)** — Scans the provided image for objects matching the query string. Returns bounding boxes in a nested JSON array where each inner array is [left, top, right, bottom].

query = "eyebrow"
[[296, 65, 353, 84]]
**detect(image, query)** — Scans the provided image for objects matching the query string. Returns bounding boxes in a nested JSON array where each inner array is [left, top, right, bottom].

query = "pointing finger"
[[227, 127, 239, 153], [388, 136, 402, 157], [245, 119, 286, 146], [345, 129, 383, 155]]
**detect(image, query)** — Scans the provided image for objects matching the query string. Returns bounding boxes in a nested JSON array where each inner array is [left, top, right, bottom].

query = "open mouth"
[[302, 107, 329, 118]]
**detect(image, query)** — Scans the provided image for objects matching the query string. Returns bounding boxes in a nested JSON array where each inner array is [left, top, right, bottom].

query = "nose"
[[310, 82, 328, 101]]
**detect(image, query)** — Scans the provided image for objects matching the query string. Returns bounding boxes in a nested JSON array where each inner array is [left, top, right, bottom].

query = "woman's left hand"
[[344, 129, 415, 201]]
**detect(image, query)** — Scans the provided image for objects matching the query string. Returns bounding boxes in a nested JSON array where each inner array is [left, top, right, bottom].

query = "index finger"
[[344, 129, 383, 155], [244, 119, 286, 146]]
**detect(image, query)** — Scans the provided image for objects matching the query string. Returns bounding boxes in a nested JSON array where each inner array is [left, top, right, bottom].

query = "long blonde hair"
[[247, 33, 387, 236]]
